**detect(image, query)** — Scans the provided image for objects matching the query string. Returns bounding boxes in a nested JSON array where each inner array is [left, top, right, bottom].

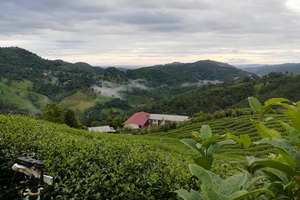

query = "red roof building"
[[123, 112, 150, 130]]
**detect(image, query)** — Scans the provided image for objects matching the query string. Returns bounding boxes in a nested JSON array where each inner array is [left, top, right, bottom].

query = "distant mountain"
[[126, 60, 255, 87], [238, 63, 300, 76], [0, 47, 100, 101], [0, 47, 256, 116]]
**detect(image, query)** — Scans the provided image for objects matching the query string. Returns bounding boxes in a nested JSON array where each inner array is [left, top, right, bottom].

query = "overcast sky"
[[0, 0, 300, 67]]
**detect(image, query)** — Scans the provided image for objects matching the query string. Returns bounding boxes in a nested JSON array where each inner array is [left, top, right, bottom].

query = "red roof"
[[124, 112, 150, 126]]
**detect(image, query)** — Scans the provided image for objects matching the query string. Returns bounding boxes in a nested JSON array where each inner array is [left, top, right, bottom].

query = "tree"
[[42, 103, 64, 124], [106, 115, 123, 129], [64, 109, 79, 128]]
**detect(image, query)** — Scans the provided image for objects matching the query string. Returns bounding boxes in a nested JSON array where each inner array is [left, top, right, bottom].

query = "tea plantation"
[[0, 114, 196, 199], [0, 112, 284, 199], [149, 113, 288, 157]]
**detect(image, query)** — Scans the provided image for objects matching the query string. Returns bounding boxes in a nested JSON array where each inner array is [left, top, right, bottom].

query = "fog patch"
[[92, 80, 149, 99], [180, 80, 223, 87]]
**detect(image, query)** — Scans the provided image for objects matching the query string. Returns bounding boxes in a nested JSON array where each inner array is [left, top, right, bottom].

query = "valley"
[[1, 47, 300, 199]]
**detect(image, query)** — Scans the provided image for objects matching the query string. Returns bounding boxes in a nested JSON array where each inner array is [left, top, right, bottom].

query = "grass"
[[59, 91, 112, 110], [10, 80, 34, 90], [0, 82, 48, 114]]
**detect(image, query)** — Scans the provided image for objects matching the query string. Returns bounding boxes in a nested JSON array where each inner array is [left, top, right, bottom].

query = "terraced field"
[[59, 91, 112, 111], [0, 82, 50, 113], [149, 113, 289, 158]]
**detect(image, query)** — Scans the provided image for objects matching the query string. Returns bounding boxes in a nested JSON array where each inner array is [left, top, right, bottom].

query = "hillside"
[[149, 113, 288, 157], [240, 63, 300, 76], [0, 108, 286, 198], [0, 47, 256, 119], [141, 74, 300, 116], [126, 60, 255, 87], [0, 114, 195, 199]]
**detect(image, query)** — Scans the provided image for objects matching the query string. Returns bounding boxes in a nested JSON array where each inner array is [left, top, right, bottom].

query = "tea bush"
[[0, 114, 194, 199]]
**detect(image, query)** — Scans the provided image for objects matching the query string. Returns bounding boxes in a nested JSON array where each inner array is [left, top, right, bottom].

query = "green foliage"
[[42, 103, 64, 124], [181, 125, 235, 170], [0, 114, 195, 199], [178, 97, 300, 199], [64, 109, 80, 128], [106, 115, 123, 129], [143, 83, 255, 115], [176, 164, 274, 200], [127, 60, 253, 87]]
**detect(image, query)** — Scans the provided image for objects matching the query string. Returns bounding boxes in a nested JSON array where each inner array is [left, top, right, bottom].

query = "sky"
[[0, 0, 300, 67]]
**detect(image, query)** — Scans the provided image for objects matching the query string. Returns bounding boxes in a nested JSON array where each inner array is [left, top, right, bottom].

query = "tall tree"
[[64, 109, 79, 128], [42, 103, 64, 124]]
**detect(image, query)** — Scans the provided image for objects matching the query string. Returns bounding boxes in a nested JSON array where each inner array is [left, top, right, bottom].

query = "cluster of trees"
[[126, 60, 253, 87], [142, 82, 255, 116], [141, 121, 177, 134], [42, 103, 81, 128], [81, 98, 131, 128]]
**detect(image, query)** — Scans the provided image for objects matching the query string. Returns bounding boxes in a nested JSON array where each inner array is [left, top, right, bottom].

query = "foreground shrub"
[[0, 115, 193, 199], [177, 97, 300, 199]]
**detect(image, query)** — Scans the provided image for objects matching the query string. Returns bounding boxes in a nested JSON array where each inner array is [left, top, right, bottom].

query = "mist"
[[92, 80, 149, 99]]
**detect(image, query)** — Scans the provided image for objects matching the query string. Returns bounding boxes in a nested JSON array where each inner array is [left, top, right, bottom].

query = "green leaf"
[[280, 122, 299, 145], [191, 131, 201, 138], [240, 135, 251, 149], [257, 138, 300, 167], [253, 122, 281, 139], [276, 148, 295, 166], [219, 173, 248, 195], [200, 125, 212, 141], [194, 156, 213, 170], [248, 97, 262, 111], [264, 117, 273, 122], [228, 189, 274, 200], [180, 139, 205, 156], [207, 139, 236, 156], [264, 98, 290, 107], [226, 132, 241, 144], [262, 168, 291, 185], [249, 159, 300, 185], [175, 189, 204, 200], [189, 164, 221, 200]]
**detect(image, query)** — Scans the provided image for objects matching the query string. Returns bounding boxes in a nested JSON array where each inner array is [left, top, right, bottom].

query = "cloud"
[[0, 0, 300, 66]]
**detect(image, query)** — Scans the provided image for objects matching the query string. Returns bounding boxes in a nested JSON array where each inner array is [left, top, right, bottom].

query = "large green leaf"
[[207, 139, 235, 155], [200, 125, 212, 141], [180, 139, 205, 156], [277, 103, 300, 128], [253, 122, 281, 139], [226, 132, 241, 144], [227, 189, 274, 200], [280, 122, 299, 145], [249, 159, 300, 185], [175, 189, 204, 200], [194, 156, 213, 170], [257, 138, 300, 167], [189, 164, 221, 200], [219, 173, 248, 196], [264, 98, 290, 107], [262, 169, 290, 185], [248, 97, 262, 111], [240, 135, 251, 149]]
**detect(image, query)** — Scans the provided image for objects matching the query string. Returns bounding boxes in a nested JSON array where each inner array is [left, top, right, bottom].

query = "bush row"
[[0, 114, 194, 199]]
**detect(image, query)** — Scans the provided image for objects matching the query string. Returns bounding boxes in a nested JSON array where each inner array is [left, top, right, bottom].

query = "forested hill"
[[0, 47, 103, 79], [126, 60, 255, 87], [141, 73, 300, 116], [241, 63, 300, 76]]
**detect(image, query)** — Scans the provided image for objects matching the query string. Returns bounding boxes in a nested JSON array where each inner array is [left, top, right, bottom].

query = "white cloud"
[[0, 0, 300, 66]]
